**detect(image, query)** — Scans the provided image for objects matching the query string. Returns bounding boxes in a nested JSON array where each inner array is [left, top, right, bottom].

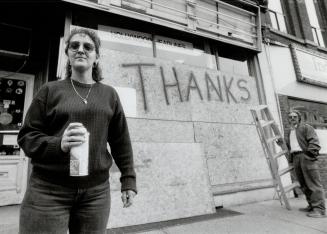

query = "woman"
[[18, 28, 137, 233]]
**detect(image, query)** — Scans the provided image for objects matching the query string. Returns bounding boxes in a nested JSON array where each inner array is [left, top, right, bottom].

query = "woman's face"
[[67, 33, 98, 73]]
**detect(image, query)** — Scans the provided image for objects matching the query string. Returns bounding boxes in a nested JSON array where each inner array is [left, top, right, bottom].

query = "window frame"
[[267, 0, 288, 33], [304, 0, 325, 47]]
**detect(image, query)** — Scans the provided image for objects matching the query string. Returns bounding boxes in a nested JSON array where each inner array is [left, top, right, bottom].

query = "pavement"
[[1, 197, 327, 234]]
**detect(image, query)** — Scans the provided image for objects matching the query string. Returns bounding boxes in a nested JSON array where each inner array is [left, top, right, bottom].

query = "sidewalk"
[[1, 198, 327, 234], [124, 198, 327, 234]]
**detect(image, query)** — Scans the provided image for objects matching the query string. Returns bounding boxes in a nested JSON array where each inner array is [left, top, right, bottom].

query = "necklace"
[[70, 78, 93, 104]]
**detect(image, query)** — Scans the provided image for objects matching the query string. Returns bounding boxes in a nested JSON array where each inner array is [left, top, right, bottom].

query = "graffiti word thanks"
[[122, 63, 252, 111]]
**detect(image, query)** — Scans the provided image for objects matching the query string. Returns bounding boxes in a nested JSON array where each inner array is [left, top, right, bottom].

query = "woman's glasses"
[[68, 41, 95, 53]]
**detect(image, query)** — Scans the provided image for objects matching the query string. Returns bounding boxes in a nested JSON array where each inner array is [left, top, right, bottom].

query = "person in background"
[[283, 110, 325, 218], [18, 27, 137, 233]]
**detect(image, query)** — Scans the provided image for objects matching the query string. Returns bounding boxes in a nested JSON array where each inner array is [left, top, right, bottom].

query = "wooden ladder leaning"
[[250, 105, 300, 210]]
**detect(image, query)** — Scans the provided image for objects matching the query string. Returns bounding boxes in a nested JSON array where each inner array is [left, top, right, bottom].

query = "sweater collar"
[[68, 78, 97, 88]]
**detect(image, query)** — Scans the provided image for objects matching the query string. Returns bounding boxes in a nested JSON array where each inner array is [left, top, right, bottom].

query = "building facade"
[[0, 0, 314, 229], [261, 0, 327, 194]]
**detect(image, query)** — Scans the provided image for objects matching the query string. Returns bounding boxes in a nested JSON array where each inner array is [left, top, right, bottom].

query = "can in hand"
[[69, 126, 89, 176]]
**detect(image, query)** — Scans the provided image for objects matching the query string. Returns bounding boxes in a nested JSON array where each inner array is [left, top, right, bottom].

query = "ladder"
[[250, 105, 300, 210]]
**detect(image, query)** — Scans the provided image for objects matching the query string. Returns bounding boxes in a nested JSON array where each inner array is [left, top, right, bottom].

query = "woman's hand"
[[121, 190, 136, 208], [61, 122, 87, 153]]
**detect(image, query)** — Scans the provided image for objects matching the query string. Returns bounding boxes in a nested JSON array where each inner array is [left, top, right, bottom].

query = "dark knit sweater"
[[18, 78, 136, 191]]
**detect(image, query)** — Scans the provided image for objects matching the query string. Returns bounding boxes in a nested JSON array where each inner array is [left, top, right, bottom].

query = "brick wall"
[[278, 94, 290, 137]]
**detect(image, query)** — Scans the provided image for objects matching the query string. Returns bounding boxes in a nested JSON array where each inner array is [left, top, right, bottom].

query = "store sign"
[[290, 44, 327, 87], [98, 25, 152, 47], [98, 25, 193, 49]]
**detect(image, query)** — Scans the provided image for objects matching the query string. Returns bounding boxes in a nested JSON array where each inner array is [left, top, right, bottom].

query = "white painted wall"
[[257, 44, 283, 129], [264, 44, 327, 103], [257, 45, 294, 198]]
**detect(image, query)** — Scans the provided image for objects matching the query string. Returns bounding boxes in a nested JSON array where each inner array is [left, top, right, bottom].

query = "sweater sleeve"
[[305, 124, 321, 158], [107, 90, 137, 193], [17, 85, 67, 160]]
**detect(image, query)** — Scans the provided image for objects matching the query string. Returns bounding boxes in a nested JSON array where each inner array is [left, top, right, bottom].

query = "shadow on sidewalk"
[[107, 207, 243, 234]]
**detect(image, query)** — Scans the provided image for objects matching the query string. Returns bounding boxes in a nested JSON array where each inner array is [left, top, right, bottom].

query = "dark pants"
[[19, 174, 111, 234], [293, 153, 325, 212]]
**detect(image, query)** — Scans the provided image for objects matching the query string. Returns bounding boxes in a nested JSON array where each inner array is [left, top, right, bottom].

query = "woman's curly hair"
[[64, 28, 103, 82]]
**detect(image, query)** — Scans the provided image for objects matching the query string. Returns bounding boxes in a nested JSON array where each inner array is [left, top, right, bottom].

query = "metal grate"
[[63, 0, 262, 51]]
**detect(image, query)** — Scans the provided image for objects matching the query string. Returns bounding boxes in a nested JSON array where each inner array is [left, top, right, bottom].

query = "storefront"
[[56, 0, 277, 228], [0, 2, 64, 205], [0, 71, 34, 206], [0, 0, 279, 229]]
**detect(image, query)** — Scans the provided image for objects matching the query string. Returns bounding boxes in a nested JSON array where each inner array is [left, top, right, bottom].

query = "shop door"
[[0, 71, 34, 206]]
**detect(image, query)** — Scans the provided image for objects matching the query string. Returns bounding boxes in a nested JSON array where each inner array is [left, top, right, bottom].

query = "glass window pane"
[[219, 56, 249, 76], [277, 14, 287, 33], [305, 0, 320, 27], [155, 35, 217, 69], [269, 11, 278, 30], [97, 25, 153, 57], [304, 0, 325, 47], [311, 27, 325, 47], [268, 0, 287, 33], [312, 28, 319, 44], [268, 0, 283, 12], [317, 29, 326, 47]]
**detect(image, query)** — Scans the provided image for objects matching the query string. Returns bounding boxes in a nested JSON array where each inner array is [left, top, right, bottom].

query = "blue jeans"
[[19, 174, 111, 234]]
